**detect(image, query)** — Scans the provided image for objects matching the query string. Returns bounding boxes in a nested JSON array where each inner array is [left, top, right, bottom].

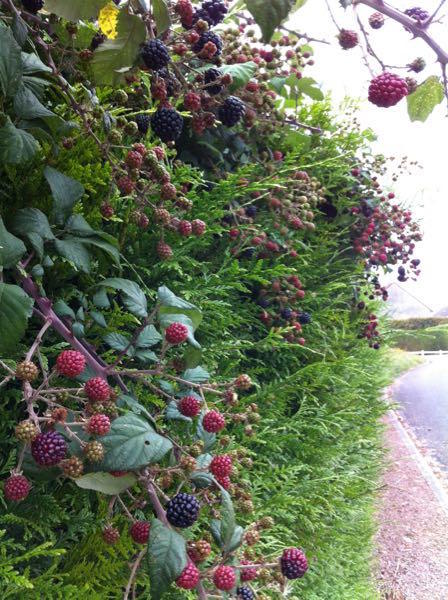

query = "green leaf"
[[0, 283, 34, 354], [80, 236, 120, 266], [44, 167, 84, 224], [183, 345, 202, 369], [104, 332, 133, 353], [100, 414, 172, 470], [54, 237, 91, 273], [182, 366, 210, 383], [75, 471, 137, 494], [407, 75, 444, 122], [221, 62, 257, 91], [65, 214, 95, 236], [0, 217, 26, 269], [190, 471, 214, 488], [97, 278, 147, 318], [53, 299, 76, 320], [147, 519, 188, 600], [21, 52, 53, 74], [153, 0, 171, 34], [219, 488, 236, 550], [269, 76, 287, 94], [158, 286, 202, 328], [296, 76, 324, 101], [118, 394, 154, 421], [92, 11, 146, 86], [93, 288, 110, 309], [90, 310, 107, 327], [227, 525, 244, 552], [25, 232, 44, 259], [12, 14, 28, 47], [0, 117, 39, 164], [245, 0, 295, 43], [136, 325, 162, 348], [135, 348, 158, 363], [13, 84, 56, 120], [44, 0, 109, 21], [12, 208, 54, 240], [72, 322, 85, 338], [0, 22, 22, 97], [196, 412, 216, 451]]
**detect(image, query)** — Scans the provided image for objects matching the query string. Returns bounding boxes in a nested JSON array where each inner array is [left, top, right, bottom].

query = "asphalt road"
[[394, 355, 448, 472]]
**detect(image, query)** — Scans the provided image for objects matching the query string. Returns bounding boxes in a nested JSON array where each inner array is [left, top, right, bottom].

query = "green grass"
[[392, 324, 448, 351], [383, 348, 424, 382]]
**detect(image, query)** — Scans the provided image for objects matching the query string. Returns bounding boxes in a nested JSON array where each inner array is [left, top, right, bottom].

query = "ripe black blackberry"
[[151, 108, 184, 142], [193, 31, 223, 56], [218, 96, 246, 126], [166, 492, 200, 528], [204, 68, 223, 95], [193, 0, 228, 27], [22, 0, 44, 13], [136, 114, 150, 134], [404, 6, 430, 22], [156, 68, 179, 98], [298, 312, 312, 325], [237, 587, 255, 600], [280, 547, 308, 579], [90, 32, 106, 51], [141, 40, 171, 70]]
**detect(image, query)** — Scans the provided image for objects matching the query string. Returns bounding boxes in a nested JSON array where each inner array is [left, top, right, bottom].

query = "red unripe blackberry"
[[178, 220, 192, 236], [85, 377, 111, 402], [87, 414, 111, 435], [179, 395, 201, 417], [153, 146, 165, 160], [133, 142, 147, 156], [280, 547, 308, 579], [157, 241, 173, 260], [125, 150, 143, 169], [234, 374, 252, 390], [101, 202, 114, 218], [16, 360, 38, 382], [161, 182, 177, 200], [408, 57, 426, 73], [176, 0, 194, 27], [405, 77, 418, 94], [103, 526, 120, 545], [184, 92, 202, 111], [165, 322, 189, 345], [369, 12, 384, 29], [56, 350, 86, 377], [338, 29, 359, 49], [176, 561, 200, 589], [31, 431, 67, 466], [4, 474, 31, 501], [130, 520, 150, 544], [192, 219, 206, 236], [210, 454, 232, 478], [240, 561, 258, 582], [273, 150, 283, 161], [117, 176, 135, 195], [154, 208, 171, 224], [203, 410, 226, 433], [22, 0, 44, 13], [187, 539, 212, 563], [215, 474, 231, 489], [213, 565, 236, 591], [368, 72, 408, 107]]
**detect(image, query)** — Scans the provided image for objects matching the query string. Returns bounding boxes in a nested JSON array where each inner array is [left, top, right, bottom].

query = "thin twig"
[[123, 548, 146, 600], [426, 0, 447, 25], [279, 25, 330, 45], [325, 0, 341, 32]]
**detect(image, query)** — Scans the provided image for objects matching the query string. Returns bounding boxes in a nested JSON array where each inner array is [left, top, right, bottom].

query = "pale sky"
[[290, 1, 448, 315]]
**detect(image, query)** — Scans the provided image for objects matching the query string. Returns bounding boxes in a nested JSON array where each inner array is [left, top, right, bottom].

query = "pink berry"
[[368, 72, 408, 108], [179, 395, 201, 417], [213, 565, 236, 591], [56, 350, 86, 377], [210, 455, 232, 478], [4, 474, 31, 502], [178, 220, 192, 237], [130, 520, 150, 544], [192, 219, 206, 236], [87, 414, 111, 435], [203, 410, 226, 433], [157, 241, 173, 260], [165, 322, 189, 345], [84, 377, 111, 402], [176, 561, 200, 589], [102, 526, 120, 545]]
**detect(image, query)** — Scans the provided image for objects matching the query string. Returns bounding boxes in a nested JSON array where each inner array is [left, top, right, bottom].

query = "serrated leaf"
[[245, 0, 295, 43], [0, 217, 26, 269], [44, 166, 84, 225], [0, 283, 34, 354], [219, 488, 236, 550], [210, 519, 222, 546], [190, 471, 214, 488], [100, 414, 172, 470], [0, 117, 39, 164], [147, 519, 188, 600], [65, 214, 95, 236], [44, 0, 110, 21], [21, 52, 53, 74], [25, 232, 44, 259], [53, 299, 76, 320], [12, 14, 28, 47], [0, 22, 22, 97], [80, 236, 120, 266], [72, 322, 85, 338], [221, 61, 256, 92], [13, 84, 56, 120], [96, 278, 148, 318], [104, 332, 132, 352], [118, 394, 154, 421], [75, 471, 137, 494], [136, 324, 162, 348], [153, 0, 171, 34], [296, 76, 324, 101], [93, 288, 110, 308], [92, 11, 146, 86], [157, 286, 202, 329], [181, 366, 210, 383], [407, 75, 444, 122], [135, 349, 158, 363], [227, 525, 244, 552], [54, 237, 91, 273], [12, 208, 54, 240], [90, 310, 107, 327]]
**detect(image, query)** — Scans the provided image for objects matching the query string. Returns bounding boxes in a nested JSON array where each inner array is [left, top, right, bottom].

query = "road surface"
[[393, 355, 448, 471]]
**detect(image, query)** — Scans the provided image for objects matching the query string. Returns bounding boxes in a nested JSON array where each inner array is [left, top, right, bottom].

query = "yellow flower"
[[98, 3, 119, 40]]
